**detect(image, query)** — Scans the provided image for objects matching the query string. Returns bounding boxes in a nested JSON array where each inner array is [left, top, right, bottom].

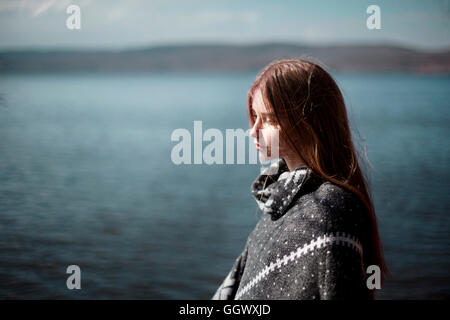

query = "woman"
[[212, 58, 388, 300]]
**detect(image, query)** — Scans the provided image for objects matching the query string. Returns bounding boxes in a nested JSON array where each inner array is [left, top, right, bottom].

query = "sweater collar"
[[250, 158, 311, 219]]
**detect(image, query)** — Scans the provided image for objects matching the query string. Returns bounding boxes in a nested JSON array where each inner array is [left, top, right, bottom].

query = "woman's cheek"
[[268, 128, 280, 148]]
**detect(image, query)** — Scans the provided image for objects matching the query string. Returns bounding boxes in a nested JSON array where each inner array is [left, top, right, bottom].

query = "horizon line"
[[1, 40, 449, 54]]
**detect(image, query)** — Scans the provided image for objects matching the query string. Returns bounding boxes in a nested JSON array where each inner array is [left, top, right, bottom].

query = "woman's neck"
[[283, 155, 307, 172]]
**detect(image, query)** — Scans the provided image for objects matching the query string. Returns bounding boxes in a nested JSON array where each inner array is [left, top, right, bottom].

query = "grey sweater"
[[212, 158, 371, 300]]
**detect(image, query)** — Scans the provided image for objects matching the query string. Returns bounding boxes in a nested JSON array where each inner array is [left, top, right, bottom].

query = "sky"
[[0, 0, 449, 51]]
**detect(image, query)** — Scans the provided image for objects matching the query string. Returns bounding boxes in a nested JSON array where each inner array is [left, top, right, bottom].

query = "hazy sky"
[[0, 0, 449, 51]]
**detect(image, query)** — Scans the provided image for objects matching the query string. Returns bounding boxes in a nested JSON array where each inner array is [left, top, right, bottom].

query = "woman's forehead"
[[252, 89, 268, 113]]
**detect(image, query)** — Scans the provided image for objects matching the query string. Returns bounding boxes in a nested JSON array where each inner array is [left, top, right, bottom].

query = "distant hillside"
[[1, 43, 449, 73]]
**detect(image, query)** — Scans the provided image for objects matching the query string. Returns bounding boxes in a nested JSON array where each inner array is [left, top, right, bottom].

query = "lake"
[[0, 72, 448, 299]]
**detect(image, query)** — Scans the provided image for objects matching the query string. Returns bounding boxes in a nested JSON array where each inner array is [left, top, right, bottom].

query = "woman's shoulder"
[[286, 176, 369, 240], [312, 180, 364, 213]]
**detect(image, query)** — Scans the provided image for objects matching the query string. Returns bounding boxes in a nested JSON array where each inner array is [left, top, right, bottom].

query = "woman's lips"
[[255, 140, 265, 150]]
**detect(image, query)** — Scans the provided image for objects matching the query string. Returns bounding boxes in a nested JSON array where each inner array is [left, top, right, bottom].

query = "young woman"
[[212, 58, 388, 300]]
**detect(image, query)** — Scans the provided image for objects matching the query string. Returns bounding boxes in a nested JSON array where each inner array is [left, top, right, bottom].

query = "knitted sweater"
[[212, 158, 371, 300]]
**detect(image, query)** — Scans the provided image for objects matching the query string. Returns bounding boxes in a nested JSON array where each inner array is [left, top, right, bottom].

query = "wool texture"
[[212, 158, 372, 300]]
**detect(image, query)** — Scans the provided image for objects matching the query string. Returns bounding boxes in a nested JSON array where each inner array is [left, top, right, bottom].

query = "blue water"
[[0, 72, 449, 299]]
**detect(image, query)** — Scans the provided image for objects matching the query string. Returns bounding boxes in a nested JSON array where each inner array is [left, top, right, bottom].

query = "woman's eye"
[[264, 117, 275, 124]]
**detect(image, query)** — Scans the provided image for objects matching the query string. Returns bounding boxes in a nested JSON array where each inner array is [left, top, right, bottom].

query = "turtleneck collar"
[[250, 158, 312, 220]]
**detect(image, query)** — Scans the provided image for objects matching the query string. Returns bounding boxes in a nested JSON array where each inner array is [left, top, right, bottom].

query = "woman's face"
[[249, 89, 284, 161]]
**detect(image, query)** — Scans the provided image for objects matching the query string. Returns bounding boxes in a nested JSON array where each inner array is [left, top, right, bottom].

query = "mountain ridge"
[[1, 42, 449, 73]]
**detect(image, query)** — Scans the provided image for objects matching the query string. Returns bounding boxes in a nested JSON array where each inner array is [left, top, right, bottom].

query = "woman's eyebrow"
[[250, 106, 273, 118], [251, 106, 269, 116]]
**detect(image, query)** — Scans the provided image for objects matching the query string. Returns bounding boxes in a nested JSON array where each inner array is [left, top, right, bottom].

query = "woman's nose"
[[249, 122, 259, 139]]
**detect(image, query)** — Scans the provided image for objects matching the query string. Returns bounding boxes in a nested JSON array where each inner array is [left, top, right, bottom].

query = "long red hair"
[[246, 58, 389, 298]]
